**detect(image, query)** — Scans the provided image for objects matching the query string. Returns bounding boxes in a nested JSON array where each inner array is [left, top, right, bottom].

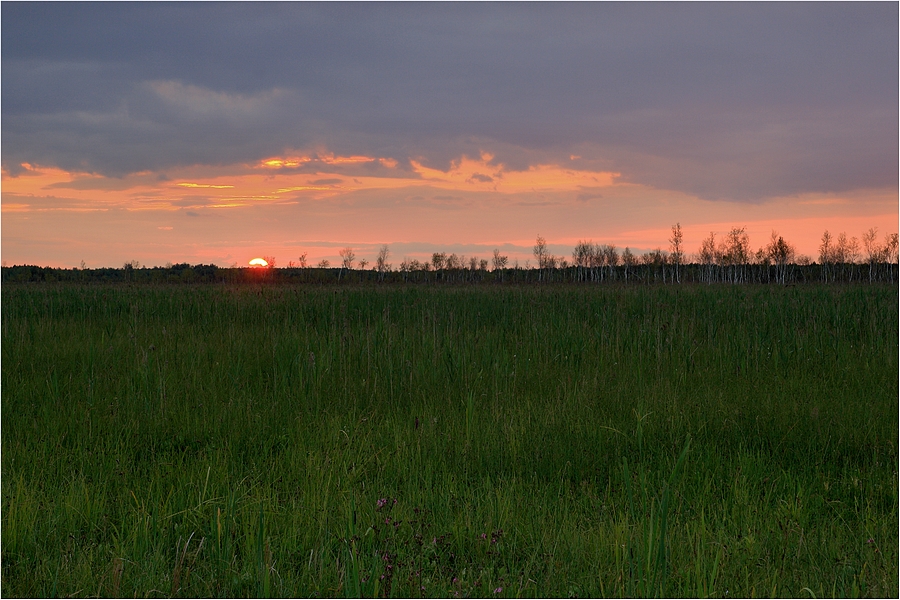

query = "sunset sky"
[[2, 3, 897, 268]]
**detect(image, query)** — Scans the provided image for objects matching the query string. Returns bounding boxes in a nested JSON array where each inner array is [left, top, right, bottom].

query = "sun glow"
[[248, 258, 268, 267]]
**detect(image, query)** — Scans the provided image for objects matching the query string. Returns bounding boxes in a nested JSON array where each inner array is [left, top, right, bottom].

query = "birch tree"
[[491, 249, 508, 270], [699, 232, 717, 283], [338, 247, 355, 281], [819, 230, 834, 282], [766, 231, 795, 285], [376, 245, 391, 281], [722, 227, 750, 283], [572, 240, 593, 282], [533, 235, 549, 281], [863, 228, 882, 282], [339, 247, 355, 270], [886, 232, 899, 282], [622, 247, 636, 282], [669, 223, 684, 283], [600, 244, 618, 282]]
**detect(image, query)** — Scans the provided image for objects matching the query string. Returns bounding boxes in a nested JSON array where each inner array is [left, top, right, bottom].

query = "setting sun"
[[248, 258, 268, 267]]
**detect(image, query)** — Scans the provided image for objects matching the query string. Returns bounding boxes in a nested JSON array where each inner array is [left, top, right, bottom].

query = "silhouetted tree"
[[446, 253, 463, 270], [699, 232, 717, 283], [339, 247, 355, 270], [885, 232, 899, 282], [622, 247, 636, 282], [600, 244, 619, 282], [863, 228, 882, 282], [766, 231, 795, 285], [572, 240, 593, 282], [491, 249, 508, 282], [533, 235, 550, 281], [376, 245, 391, 281], [338, 247, 355, 281], [721, 227, 749, 283]]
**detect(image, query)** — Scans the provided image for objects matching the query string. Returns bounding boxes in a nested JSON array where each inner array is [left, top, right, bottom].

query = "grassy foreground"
[[2, 283, 897, 598]]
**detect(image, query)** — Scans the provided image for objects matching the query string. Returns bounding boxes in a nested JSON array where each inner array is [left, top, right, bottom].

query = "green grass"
[[2, 283, 897, 597]]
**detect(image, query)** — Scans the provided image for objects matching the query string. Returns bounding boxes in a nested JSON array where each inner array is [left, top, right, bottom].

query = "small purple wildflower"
[[494, 587, 503, 594]]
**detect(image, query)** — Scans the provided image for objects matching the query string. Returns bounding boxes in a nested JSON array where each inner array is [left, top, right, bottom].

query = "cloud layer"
[[3, 3, 897, 201]]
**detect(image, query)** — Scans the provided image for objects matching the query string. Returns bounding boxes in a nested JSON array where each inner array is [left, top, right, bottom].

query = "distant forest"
[[4, 226, 898, 285]]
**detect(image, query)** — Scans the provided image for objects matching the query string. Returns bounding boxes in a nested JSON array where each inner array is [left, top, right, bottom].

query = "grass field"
[[2, 283, 897, 597]]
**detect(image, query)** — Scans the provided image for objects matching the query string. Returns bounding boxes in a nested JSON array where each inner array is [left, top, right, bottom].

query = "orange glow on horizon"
[[3, 152, 896, 268]]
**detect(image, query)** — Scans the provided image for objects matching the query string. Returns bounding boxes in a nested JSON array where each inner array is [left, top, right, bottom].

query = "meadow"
[[1, 283, 897, 597]]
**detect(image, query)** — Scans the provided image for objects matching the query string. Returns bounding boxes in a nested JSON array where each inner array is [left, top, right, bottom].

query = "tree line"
[[3, 225, 897, 285]]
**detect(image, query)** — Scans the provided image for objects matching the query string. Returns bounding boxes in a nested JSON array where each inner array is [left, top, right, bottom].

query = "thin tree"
[[819, 230, 834, 282], [722, 227, 749, 283], [400, 258, 412, 282], [492, 249, 508, 282], [491, 249, 508, 270], [338, 247, 355, 281], [885, 232, 899, 283], [339, 247, 355, 270], [766, 231, 795, 285], [622, 247, 636, 282], [863, 228, 882, 282], [699, 232, 717, 283], [376, 245, 391, 281], [602, 244, 619, 282], [669, 223, 684, 283], [572, 240, 593, 282], [533, 235, 550, 281]]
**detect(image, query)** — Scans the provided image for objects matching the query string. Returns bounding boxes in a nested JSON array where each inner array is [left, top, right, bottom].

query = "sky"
[[2, 2, 897, 268]]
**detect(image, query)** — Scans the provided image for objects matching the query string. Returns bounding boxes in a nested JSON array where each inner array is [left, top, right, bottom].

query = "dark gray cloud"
[[467, 173, 494, 184], [3, 2, 896, 200]]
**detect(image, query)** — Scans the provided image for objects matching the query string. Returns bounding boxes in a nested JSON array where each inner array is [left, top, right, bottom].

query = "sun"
[[249, 258, 268, 267]]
